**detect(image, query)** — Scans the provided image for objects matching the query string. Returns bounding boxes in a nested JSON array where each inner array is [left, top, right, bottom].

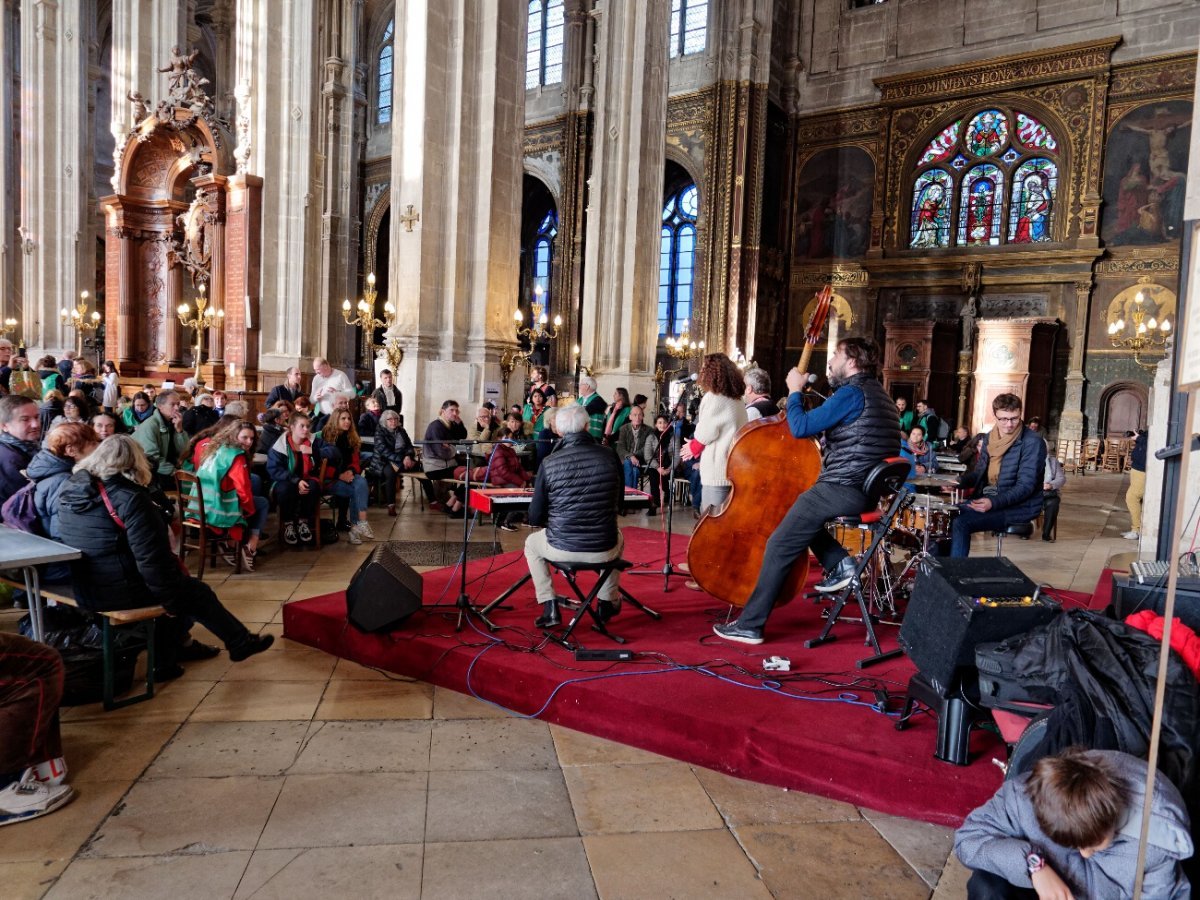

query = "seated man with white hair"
[[524, 404, 624, 628], [310, 357, 354, 418], [576, 374, 607, 441]]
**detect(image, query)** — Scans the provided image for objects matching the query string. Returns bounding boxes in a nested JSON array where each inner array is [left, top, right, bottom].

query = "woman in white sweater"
[[680, 353, 748, 515]]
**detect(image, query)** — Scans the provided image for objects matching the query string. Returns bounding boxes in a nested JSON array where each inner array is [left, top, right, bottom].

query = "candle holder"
[[664, 332, 705, 362], [343, 272, 398, 367], [1107, 290, 1172, 371], [515, 287, 561, 343], [60, 291, 102, 355], [176, 281, 223, 388], [0, 317, 17, 340]]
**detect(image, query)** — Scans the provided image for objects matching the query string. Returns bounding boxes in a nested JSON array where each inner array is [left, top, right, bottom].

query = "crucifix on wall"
[[400, 204, 420, 232]]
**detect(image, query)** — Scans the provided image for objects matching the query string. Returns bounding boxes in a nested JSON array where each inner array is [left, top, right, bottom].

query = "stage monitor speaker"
[[899, 557, 1056, 694], [346, 543, 424, 633]]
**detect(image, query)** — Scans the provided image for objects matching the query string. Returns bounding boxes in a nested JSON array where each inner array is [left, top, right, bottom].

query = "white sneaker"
[[357, 521, 375, 541], [32, 757, 68, 787], [347, 526, 363, 545], [0, 770, 74, 827], [1122, 530, 1140, 540]]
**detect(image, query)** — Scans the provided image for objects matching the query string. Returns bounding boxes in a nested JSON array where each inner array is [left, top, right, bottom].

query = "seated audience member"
[[948, 425, 973, 456], [954, 747, 1192, 900], [535, 406, 560, 469], [449, 427, 532, 528], [0, 395, 40, 510], [907, 425, 938, 475], [183, 393, 219, 436], [35, 356, 63, 397], [43, 396, 88, 444], [90, 413, 119, 440], [524, 404, 624, 628], [602, 387, 632, 447], [1041, 448, 1066, 543], [223, 400, 248, 420], [577, 375, 607, 440], [896, 396, 914, 433], [422, 400, 468, 511], [28, 423, 100, 543], [122, 391, 154, 430], [185, 421, 269, 571], [312, 392, 349, 433], [616, 405, 660, 515], [499, 410, 534, 469], [210, 390, 227, 417], [140, 383, 157, 402], [652, 413, 679, 509], [950, 393, 1046, 558], [371, 368, 402, 417], [266, 366, 304, 407], [0, 633, 73, 826], [671, 401, 695, 440], [293, 395, 314, 419], [57, 436, 274, 673], [743, 368, 776, 421], [357, 396, 381, 438], [320, 409, 374, 544], [266, 414, 334, 546], [133, 390, 189, 491], [257, 407, 288, 454], [369, 410, 418, 516], [69, 358, 98, 398]]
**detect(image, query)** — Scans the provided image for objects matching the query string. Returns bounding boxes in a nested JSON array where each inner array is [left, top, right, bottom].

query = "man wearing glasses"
[[948, 393, 1046, 557]]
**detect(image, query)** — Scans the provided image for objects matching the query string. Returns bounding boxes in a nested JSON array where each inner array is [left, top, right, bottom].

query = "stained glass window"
[[1014, 112, 1058, 152], [910, 170, 953, 249], [1008, 159, 1056, 244], [526, 0, 565, 89], [958, 164, 1004, 246], [670, 0, 708, 58], [918, 121, 961, 165], [908, 106, 1061, 248], [964, 110, 1007, 158], [533, 211, 557, 307], [377, 20, 394, 125], [660, 184, 699, 336]]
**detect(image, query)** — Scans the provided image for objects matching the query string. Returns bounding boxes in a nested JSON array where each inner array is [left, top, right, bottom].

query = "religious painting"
[[1008, 159, 1056, 244], [957, 164, 1003, 246], [1101, 100, 1191, 246], [793, 147, 874, 259], [909, 169, 952, 249]]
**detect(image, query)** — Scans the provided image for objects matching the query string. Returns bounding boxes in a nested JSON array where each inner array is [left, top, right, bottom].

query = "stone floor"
[[0, 472, 1139, 899]]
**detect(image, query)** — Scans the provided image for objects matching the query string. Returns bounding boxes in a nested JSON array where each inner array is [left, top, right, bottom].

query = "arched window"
[[377, 20, 394, 125], [526, 0, 565, 89], [533, 211, 557, 309], [907, 107, 1061, 248], [660, 183, 698, 337], [670, 0, 708, 57]]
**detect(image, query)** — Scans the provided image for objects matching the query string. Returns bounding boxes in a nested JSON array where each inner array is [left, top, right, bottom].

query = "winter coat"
[[955, 750, 1192, 899], [133, 411, 188, 476], [0, 435, 35, 511], [960, 426, 1046, 522], [56, 471, 184, 611], [266, 433, 335, 488], [369, 423, 416, 476], [527, 431, 622, 553], [26, 449, 75, 539]]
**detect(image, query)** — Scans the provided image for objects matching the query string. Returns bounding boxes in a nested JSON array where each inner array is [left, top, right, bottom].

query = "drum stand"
[[874, 487, 944, 615]]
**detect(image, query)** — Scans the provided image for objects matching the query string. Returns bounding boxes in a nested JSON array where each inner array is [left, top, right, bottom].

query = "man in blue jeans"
[[949, 393, 1046, 557], [712, 338, 899, 645]]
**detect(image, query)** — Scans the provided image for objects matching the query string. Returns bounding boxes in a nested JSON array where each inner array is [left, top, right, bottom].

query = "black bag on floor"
[[319, 518, 339, 544], [18, 607, 146, 706]]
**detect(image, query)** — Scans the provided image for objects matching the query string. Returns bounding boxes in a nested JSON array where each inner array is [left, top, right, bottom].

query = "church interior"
[[2, 0, 1200, 897]]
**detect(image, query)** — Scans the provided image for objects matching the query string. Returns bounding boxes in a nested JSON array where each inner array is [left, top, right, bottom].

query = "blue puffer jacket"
[[960, 426, 1047, 522], [26, 449, 75, 539]]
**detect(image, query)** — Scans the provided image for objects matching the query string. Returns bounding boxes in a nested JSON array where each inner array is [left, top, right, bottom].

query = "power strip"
[[574, 649, 633, 662]]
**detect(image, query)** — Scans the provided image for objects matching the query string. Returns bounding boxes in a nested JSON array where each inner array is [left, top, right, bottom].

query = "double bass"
[[685, 286, 832, 607]]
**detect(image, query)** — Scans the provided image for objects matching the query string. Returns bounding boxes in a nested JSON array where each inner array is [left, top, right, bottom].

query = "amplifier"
[[1110, 573, 1200, 632], [899, 557, 1058, 695]]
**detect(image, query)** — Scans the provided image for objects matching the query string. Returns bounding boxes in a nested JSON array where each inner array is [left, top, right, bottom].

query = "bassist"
[[713, 338, 899, 645]]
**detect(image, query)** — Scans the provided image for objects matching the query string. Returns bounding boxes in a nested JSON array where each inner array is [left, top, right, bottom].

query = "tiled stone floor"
[[1, 472, 1138, 898]]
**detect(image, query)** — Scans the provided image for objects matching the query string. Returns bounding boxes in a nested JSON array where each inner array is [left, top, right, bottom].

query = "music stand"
[[629, 418, 689, 592]]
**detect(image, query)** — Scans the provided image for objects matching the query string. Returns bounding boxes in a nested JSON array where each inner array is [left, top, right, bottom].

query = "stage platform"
[[282, 526, 1100, 826]]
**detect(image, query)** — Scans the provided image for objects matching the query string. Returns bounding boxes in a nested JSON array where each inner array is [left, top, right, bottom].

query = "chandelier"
[[1107, 290, 1172, 371]]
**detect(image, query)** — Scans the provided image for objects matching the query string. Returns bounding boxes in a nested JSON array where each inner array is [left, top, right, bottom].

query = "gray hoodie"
[[955, 750, 1192, 899]]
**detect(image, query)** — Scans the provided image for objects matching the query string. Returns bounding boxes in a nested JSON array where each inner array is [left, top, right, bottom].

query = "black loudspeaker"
[[346, 543, 424, 633], [899, 557, 1056, 694]]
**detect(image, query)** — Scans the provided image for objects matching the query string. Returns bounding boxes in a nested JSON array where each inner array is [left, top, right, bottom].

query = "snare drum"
[[901, 498, 958, 538]]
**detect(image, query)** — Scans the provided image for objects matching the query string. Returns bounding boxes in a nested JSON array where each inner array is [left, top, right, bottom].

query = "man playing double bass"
[[713, 337, 899, 645]]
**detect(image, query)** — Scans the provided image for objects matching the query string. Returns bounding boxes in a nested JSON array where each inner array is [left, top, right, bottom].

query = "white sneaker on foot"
[[32, 758, 68, 787], [347, 526, 363, 545], [357, 521, 375, 540], [0, 770, 74, 827], [1122, 530, 1140, 540]]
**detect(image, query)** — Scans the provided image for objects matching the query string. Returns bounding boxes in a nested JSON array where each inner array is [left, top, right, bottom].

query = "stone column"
[[1060, 280, 1092, 441], [387, 0, 527, 429], [223, 173, 263, 387], [578, 0, 670, 395], [0, 0, 20, 325], [108, 0, 188, 156], [19, 0, 92, 355]]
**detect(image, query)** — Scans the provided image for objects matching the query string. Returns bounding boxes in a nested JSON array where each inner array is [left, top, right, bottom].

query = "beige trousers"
[[1126, 469, 1146, 531], [524, 529, 624, 604]]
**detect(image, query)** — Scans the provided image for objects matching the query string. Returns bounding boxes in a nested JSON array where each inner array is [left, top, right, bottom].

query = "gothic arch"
[[1097, 380, 1148, 436], [664, 145, 702, 197], [364, 186, 390, 277], [522, 159, 561, 209]]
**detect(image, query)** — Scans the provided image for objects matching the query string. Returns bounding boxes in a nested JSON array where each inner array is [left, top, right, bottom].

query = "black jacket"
[[960, 426, 1046, 521], [371, 386, 402, 417], [0, 437, 35, 512], [821, 374, 900, 489], [265, 383, 302, 407], [371, 424, 416, 474], [56, 471, 185, 611], [528, 431, 622, 553], [183, 405, 220, 436]]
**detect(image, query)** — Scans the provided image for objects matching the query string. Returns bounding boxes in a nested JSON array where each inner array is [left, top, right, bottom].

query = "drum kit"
[[828, 471, 962, 620]]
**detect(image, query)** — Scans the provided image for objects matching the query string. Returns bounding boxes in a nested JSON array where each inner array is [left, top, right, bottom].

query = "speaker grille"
[[346, 543, 424, 632]]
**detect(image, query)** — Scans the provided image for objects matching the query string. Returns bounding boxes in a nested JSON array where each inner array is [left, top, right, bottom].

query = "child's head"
[[1026, 748, 1127, 855]]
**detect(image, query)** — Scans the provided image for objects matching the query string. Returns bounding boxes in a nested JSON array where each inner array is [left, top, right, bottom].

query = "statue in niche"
[[169, 189, 213, 287]]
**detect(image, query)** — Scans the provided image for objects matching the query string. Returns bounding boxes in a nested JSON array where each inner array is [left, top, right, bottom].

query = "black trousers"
[[737, 480, 868, 631], [1041, 490, 1060, 540], [967, 869, 1037, 899], [273, 478, 319, 522]]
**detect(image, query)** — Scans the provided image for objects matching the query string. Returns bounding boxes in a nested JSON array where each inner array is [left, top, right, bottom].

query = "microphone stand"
[[629, 418, 689, 592]]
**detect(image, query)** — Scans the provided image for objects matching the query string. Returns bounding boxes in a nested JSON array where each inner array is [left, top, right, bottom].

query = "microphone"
[[675, 373, 699, 384], [806, 373, 820, 385]]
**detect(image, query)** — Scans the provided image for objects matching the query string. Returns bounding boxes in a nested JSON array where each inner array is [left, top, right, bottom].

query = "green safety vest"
[[187, 444, 246, 529]]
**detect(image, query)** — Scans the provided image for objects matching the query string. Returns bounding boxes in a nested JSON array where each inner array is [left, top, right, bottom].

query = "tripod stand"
[[628, 418, 689, 592]]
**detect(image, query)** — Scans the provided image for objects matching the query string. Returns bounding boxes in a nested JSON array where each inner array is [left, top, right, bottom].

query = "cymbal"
[[912, 475, 958, 488]]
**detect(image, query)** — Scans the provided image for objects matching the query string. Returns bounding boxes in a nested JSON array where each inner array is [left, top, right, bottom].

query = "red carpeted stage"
[[283, 526, 1100, 827]]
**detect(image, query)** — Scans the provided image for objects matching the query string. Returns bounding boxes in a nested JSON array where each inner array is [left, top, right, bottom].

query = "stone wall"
[[796, 0, 1200, 114]]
